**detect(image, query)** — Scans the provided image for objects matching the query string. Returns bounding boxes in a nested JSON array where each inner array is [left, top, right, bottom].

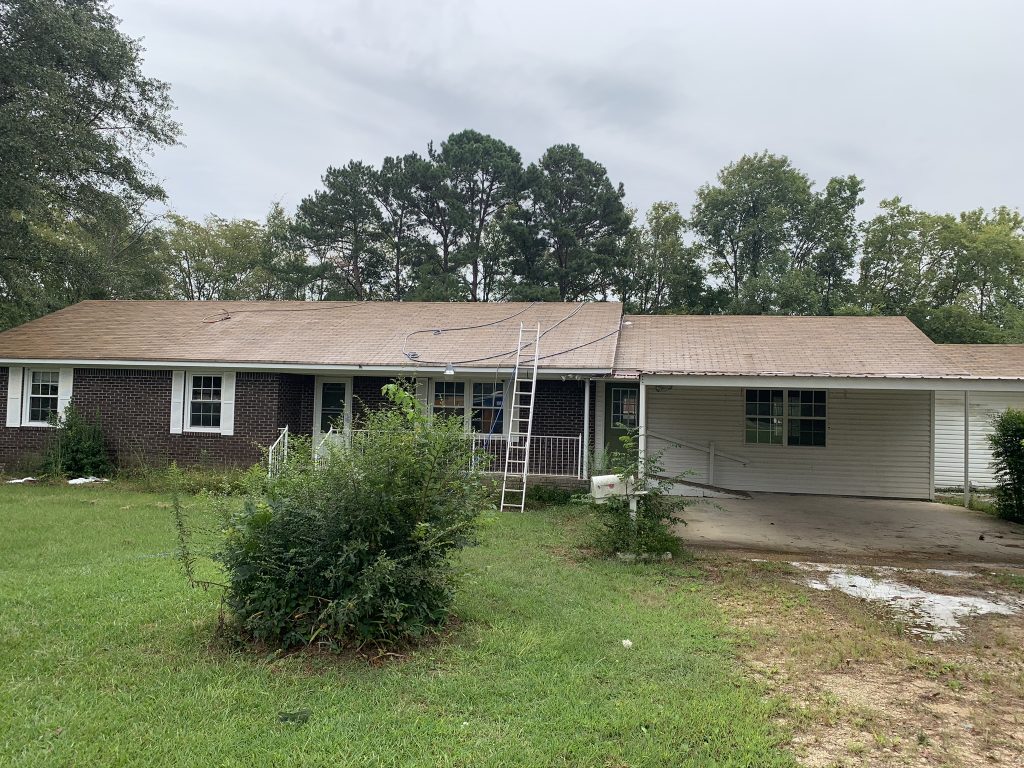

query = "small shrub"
[[122, 463, 258, 496], [989, 408, 1024, 523], [185, 382, 489, 649], [589, 432, 685, 557], [525, 484, 576, 508], [42, 405, 112, 478]]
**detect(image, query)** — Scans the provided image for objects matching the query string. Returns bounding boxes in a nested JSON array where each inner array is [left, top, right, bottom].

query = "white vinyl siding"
[[934, 390, 1024, 488], [647, 386, 932, 499]]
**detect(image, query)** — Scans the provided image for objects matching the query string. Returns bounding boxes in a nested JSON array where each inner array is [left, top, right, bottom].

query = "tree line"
[[3, 0, 1024, 344]]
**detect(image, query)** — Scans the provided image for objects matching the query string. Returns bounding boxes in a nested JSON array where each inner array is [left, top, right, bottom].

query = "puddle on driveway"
[[790, 562, 1023, 640]]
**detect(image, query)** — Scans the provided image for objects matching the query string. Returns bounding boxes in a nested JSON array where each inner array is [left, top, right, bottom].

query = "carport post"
[[963, 390, 971, 508], [582, 379, 590, 479], [638, 377, 647, 478]]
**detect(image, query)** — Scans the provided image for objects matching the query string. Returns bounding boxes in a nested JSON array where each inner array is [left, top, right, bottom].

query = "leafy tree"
[[295, 161, 385, 300], [406, 151, 470, 300], [691, 152, 861, 315], [433, 130, 524, 301], [0, 0, 180, 327], [370, 154, 429, 300], [858, 198, 934, 315], [612, 202, 707, 314], [501, 144, 630, 301]]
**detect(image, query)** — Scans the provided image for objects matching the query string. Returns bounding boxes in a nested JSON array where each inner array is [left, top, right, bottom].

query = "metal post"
[[638, 377, 647, 478], [582, 379, 591, 479], [708, 441, 716, 486], [963, 390, 971, 508]]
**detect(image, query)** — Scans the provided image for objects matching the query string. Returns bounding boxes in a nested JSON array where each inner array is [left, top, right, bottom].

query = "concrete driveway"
[[679, 493, 1024, 564]]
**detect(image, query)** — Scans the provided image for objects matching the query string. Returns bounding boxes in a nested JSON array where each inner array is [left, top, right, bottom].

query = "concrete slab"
[[678, 493, 1024, 565]]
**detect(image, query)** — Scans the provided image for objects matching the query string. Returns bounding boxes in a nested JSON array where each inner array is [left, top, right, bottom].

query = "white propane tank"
[[590, 474, 634, 504]]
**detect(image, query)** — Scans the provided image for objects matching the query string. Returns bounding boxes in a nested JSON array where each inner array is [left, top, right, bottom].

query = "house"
[[934, 345, 1024, 489], [2, 300, 1023, 499]]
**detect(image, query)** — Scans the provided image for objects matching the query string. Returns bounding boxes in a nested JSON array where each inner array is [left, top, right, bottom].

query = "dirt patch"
[[701, 554, 1024, 767]]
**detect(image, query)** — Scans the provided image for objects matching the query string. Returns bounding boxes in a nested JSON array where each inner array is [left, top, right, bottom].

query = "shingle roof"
[[939, 344, 1024, 379], [613, 314, 972, 379], [0, 300, 623, 371]]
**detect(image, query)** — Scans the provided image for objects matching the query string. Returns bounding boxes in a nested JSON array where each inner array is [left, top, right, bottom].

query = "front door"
[[604, 383, 640, 455], [314, 378, 350, 443]]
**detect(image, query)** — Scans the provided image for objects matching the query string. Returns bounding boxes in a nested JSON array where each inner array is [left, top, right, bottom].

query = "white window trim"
[[313, 376, 353, 438], [180, 371, 236, 435], [743, 388, 828, 448], [431, 378, 511, 437], [20, 367, 72, 428]]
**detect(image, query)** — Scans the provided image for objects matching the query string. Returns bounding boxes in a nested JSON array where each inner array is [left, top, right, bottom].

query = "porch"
[[268, 426, 586, 479]]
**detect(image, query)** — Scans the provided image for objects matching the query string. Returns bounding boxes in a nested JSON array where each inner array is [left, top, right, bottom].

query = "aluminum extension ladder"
[[499, 323, 540, 512]]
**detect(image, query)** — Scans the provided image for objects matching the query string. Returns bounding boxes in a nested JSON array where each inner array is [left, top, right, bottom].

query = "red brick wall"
[[0, 367, 594, 473], [0, 367, 316, 471], [0, 367, 51, 472]]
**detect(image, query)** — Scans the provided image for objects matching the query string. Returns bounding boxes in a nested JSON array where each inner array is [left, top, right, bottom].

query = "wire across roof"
[[0, 300, 624, 371]]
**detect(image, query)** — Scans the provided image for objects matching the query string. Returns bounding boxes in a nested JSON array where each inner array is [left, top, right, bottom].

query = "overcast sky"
[[115, 0, 1024, 223]]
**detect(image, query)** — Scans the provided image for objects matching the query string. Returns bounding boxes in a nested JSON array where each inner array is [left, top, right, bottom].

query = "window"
[[787, 390, 827, 446], [745, 389, 783, 444], [744, 389, 826, 447], [610, 387, 639, 429], [189, 374, 222, 429], [27, 370, 60, 424], [319, 381, 346, 432], [433, 381, 465, 423], [472, 382, 504, 434]]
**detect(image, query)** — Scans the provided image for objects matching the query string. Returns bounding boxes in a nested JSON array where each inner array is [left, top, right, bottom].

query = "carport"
[[614, 315, 1024, 501], [679, 493, 1024, 564]]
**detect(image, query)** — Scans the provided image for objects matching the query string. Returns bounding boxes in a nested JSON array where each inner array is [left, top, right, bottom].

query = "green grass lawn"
[[0, 484, 792, 767]]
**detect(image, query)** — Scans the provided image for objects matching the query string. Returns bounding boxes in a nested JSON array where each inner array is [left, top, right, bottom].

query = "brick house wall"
[[1, 367, 598, 474], [0, 367, 314, 471]]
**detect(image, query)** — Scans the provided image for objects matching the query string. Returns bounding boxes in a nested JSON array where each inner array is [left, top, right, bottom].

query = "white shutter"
[[57, 367, 74, 416], [170, 371, 185, 434], [6, 366, 23, 428], [219, 372, 236, 436]]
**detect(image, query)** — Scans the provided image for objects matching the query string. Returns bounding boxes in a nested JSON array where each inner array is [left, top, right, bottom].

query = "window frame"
[[184, 372, 224, 433], [22, 368, 62, 427], [312, 376, 353, 437], [609, 386, 640, 430], [431, 378, 510, 436], [743, 388, 827, 448]]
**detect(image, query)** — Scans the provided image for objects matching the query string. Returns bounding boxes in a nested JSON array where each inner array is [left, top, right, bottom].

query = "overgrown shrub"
[[123, 462, 257, 496], [989, 408, 1024, 523], [42, 406, 112, 477], [187, 383, 489, 649], [589, 432, 685, 557], [525, 484, 576, 508]]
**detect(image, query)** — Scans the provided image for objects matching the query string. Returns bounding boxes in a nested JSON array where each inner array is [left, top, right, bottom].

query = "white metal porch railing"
[[267, 426, 289, 477], [269, 426, 583, 479], [645, 430, 747, 486]]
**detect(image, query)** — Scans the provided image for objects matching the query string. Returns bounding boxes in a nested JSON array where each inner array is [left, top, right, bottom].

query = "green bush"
[[525, 484, 576, 508], [123, 462, 257, 496], [589, 432, 685, 557], [989, 408, 1024, 523], [203, 383, 488, 649], [42, 405, 112, 478]]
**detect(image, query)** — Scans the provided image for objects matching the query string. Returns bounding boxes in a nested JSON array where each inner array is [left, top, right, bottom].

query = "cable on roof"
[[400, 302, 540, 361], [404, 302, 590, 366]]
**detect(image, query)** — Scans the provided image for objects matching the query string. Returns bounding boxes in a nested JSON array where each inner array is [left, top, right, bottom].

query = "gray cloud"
[[116, 0, 1024, 222]]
